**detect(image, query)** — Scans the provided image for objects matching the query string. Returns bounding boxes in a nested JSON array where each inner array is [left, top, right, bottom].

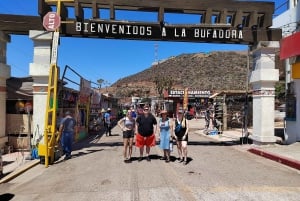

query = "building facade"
[[273, 0, 300, 143]]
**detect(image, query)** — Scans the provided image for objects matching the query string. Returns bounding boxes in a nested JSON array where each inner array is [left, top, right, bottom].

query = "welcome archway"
[[0, 0, 282, 153]]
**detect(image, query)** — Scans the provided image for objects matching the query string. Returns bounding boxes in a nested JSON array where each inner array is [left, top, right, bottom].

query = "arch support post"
[[249, 41, 279, 144], [0, 31, 11, 149], [29, 30, 53, 145]]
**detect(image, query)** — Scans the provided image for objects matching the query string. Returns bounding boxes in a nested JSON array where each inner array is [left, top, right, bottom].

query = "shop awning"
[[280, 32, 300, 60], [6, 77, 33, 100]]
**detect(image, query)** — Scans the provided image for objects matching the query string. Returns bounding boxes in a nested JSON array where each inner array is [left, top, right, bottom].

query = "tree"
[[97, 79, 104, 88], [154, 76, 174, 98], [164, 76, 174, 93], [154, 76, 164, 98], [275, 81, 285, 102]]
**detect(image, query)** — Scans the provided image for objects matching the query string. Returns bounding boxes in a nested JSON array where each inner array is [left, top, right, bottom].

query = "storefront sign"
[[169, 90, 211, 98], [280, 31, 300, 60]]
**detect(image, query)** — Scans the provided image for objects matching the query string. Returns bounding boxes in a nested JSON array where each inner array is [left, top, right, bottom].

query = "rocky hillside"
[[106, 51, 283, 98]]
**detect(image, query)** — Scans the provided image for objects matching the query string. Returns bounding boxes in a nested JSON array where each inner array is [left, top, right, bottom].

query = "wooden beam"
[[204, 8, 212, 24], [75, 2, 84, 21], [38, 0, 52, 16], [42, 0, 274, 29], [60, 3, 68, 20], [262, 12, 273, 28], [61, 0, 274, 13], [248, 11, 258, 28], [219, 9, 228, 24], [233, 10, 243, 28], [92, 1, 99, 19], [62, 20, 281, 44], [0, 15, 43, 34], [158, 7, 164, 23], [110, 3, 115, 20], [45, 0, 274, 17]]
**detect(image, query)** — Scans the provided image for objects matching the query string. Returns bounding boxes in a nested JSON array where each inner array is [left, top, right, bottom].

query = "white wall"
[[272, 1, 300, 144]]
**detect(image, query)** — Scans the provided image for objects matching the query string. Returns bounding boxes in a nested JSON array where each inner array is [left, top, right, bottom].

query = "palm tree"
[[97, 79, 104, 88]]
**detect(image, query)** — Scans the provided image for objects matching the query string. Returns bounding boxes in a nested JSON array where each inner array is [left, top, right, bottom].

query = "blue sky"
[[0, 0, 287, 89]]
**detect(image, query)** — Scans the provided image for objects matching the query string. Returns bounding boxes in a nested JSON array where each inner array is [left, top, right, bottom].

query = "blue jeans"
[[61, 131, 74, 157]]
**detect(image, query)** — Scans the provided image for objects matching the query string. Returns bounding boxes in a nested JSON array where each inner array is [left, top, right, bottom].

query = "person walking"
[[104, 108, 112, 136], [59, 111, 76, 160], [117, 110, 135, 163], [130, 106, 137, 118], [158, 110, 173, 163], [135, 105, 157, 162], [100, 108, 106, 127], [174, 109, 189, 165]]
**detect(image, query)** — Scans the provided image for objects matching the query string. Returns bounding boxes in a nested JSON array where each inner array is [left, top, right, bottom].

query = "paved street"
[[0, 119, 300, 201]]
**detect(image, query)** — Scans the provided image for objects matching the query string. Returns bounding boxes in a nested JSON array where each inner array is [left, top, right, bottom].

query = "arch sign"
[[0, 0, 281, 45]]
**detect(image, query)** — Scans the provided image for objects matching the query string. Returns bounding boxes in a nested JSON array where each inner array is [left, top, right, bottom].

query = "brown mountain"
[[105, 51, 283, 99]]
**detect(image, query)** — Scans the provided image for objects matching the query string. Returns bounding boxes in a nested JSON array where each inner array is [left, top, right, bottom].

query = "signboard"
[[73, 20, 245, 44], [50, 32, 59, 64], [43, 12, 61, 31], [168, 90, 211, 98]]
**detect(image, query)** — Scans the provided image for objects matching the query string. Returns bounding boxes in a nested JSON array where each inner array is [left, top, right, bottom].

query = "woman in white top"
[[118, 110, 135, 163]]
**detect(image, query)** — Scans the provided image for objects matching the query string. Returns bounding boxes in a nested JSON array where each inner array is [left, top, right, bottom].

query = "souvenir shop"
[[164, 89, 211, 118], [58, 78, 92, 141], [6, 77, 33, 152]]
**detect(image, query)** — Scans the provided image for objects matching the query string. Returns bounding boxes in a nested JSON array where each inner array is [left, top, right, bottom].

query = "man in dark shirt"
[[135, 105, 157, 162], [59, 111, 76, 160]]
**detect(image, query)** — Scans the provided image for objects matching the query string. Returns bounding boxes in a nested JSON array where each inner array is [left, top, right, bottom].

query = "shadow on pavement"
[[0, 193, 14, 201], [186, 140, 239, 146]]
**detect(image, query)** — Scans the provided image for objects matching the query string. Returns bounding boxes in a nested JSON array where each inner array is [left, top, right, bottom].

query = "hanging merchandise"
[[15, 100, 25, 112]]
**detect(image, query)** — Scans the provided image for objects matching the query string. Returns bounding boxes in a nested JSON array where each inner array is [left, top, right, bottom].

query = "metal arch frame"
[[0, 0, 282, 44]]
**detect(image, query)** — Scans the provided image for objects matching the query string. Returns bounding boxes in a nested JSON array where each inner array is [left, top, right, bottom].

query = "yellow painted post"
[[41, 0, 74, 167]]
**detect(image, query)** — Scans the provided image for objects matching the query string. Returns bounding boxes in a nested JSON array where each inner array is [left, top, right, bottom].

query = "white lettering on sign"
[[51, 32, 60, 64], [194, 29, 243, 39], [75, 21, 244, 41], [76, 22, 152, 36], [43, 12, 61, 31], [47, 13, 56, 29], [169, 90, 211, 97]]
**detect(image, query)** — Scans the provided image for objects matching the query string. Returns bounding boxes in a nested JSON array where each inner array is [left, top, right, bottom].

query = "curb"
[[0, 160, 40, 184], [248, 148, 300, 171]]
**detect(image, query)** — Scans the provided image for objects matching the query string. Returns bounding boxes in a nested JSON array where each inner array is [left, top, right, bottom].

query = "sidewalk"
[[190, 118, 300, 171], [0, 151, 39, 183]]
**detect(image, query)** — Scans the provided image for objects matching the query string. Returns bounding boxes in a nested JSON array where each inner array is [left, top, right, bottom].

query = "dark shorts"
[[123, 130, 134, 138], [175, 134, 188, 142]]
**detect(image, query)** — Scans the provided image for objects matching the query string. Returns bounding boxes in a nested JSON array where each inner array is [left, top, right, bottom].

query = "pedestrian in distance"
[[135, 105, 157, 162], [100, 108, 106, 127], [59, 111, 77, 160], [174, 109, 189, 165], [118, 110, 135, 163], [104, 108, 112, 136], [130, 106, 137, 119], [158, 110, 174, 163]]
